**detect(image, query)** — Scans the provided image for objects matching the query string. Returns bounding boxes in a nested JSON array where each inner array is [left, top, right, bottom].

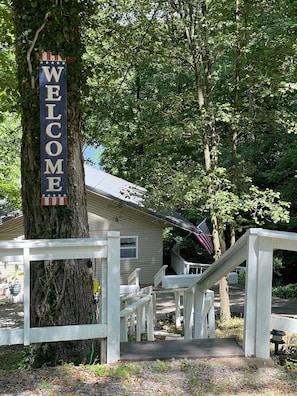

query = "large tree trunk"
[[12, 1, 94, 366]]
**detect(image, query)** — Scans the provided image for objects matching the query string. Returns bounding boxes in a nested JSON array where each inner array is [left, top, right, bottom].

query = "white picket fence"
[[0, 232, 120, 364]]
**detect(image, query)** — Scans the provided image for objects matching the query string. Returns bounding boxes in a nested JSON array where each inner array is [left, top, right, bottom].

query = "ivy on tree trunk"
[[12, 0, 94, 366]]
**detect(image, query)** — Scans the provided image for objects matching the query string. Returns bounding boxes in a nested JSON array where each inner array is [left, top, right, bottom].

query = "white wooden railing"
[[2, 228, 296, 361], [120, 267, 141, 296], [170, 240, 205, 275], [0, 232, 120, 364], [170, 239, 244, 283], [185, 228, 297, 359], [120, 286, 154, 342], [153, 265, 215, 338]]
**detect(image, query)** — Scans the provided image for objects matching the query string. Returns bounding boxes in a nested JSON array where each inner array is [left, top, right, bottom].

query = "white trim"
[[184, 228, 297, 359], [0, 234, 120, 364], [120, 236, 138, 260]]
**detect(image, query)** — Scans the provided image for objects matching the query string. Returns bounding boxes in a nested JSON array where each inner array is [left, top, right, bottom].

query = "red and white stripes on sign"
[[40, 52, 64, 61], [41, 195, 68, 206]]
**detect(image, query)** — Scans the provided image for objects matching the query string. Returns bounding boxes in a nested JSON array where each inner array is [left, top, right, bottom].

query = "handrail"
[[120, 289, 154, 342], [187, 229, 252, 292], [120, 295, 151, 318], [181, 227, 297, 359], [127, 268, 141, 286], [153, 265, 168, 287], [257, 228, 297, 251]]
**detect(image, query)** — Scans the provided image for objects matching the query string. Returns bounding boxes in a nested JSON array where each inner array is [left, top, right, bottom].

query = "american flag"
[[192, 219, 214, 255]]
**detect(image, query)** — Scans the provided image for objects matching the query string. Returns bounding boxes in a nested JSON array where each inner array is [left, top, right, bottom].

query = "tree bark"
[[202, 1, 231, 319], [178, 0, 231, 318], [12, 1, 94, 366]]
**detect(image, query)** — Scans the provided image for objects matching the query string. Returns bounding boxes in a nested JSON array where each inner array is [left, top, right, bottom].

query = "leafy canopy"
[[83, 0, 293, 233]]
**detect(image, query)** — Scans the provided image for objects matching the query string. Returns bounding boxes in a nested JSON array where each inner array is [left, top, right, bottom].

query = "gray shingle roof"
[[85, 165, 197, 233], [85, 165, 145, 207]]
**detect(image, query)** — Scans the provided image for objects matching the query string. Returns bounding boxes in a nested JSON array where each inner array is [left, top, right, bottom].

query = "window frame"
[[120, 236, 138, 260]]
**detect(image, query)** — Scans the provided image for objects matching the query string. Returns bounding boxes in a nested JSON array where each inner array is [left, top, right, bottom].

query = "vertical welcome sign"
[[40, 52, 67, 206]]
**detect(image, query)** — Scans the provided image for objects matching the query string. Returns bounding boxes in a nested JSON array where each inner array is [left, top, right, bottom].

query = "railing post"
[[184, 288, 194, 339], [100, 257, 107, 363], [106, 231, 120, 363], [193, 286, 206, 339], [120, 316, 128, 342], [23, 247, 30, 345], [136, 307, 142, 341], [255, 236, 273, 358], [147, 295, 154, 341], [244, 231, 258, 357], [206, 290, 215, 338], [175, 291, 183, 328], [244, 231, 273, 358]]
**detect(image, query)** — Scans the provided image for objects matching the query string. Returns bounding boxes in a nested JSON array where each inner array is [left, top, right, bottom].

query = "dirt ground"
[[0, 353, 296, 395], [0, 289, 297, 395], [0, 302, 24, 328], [1, 283, 297, 330]]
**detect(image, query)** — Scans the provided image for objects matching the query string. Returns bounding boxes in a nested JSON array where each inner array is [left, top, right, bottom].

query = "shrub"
[[272, 284, 297, 299]]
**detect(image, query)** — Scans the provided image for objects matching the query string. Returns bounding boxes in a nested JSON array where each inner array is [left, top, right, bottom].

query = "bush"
[[272, 284, 297, 299]]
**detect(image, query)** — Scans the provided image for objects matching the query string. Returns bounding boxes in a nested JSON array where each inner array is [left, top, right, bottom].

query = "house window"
[[120, 236, 138, 259]]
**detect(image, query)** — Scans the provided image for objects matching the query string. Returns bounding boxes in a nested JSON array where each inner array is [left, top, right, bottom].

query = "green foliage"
[[238, 257, 287, 288], [83, 0, 295, 239], [152, 359, 172, 373], [0, 1, 18, 120], [238, 270, 245, 286], [0, 2, 21, 211], [0, 113, 21, 211], [2, 0, 295, 273], [236, 186, 290, 228], [114, 363, 142, 379], [87, 363, 112, 377], [86, 362, 142, 379], [272, 284, 297, 299], [0, 345, 32, 371], [282, 358, 297, 373]]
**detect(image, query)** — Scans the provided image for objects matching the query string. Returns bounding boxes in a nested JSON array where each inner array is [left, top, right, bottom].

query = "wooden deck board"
[[120, 338, 244, 361]]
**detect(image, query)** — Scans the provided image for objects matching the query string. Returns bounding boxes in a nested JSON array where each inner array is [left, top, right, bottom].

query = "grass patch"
[[215, 316, 244, 346], [0, 345, 27, 370], [114, 363, 142, 378], [152, 360, 172, 372], [85, 362, 143, 379], [85, 363, 112, 377]]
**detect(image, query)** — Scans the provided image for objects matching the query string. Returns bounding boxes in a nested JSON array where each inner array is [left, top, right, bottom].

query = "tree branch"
[[26, 12, 51, 89]]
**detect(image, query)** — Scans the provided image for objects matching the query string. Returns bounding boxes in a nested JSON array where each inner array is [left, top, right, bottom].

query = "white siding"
[[0, 217, 24, 240], [0, 191, 166, 286], [0, 262, 24, 296], [87, 191, 164, 285]]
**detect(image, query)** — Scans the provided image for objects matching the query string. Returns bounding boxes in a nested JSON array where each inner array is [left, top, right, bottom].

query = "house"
[[0, 165, 200, 285]]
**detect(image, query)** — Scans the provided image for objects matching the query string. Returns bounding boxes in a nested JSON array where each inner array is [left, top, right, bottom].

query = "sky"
[[83, 146, 102, 169]]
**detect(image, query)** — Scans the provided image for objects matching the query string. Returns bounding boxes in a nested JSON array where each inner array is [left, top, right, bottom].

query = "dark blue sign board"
[[40, 55, 67, 205]]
